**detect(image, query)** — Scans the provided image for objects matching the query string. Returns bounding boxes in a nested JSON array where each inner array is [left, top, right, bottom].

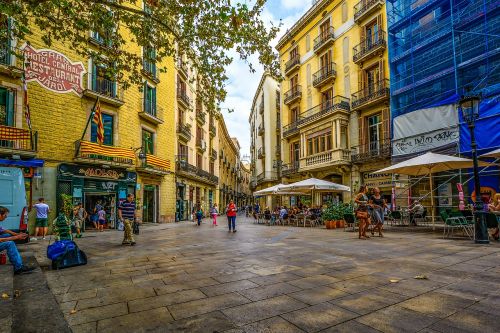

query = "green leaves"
[[4, 0, 280, 111]]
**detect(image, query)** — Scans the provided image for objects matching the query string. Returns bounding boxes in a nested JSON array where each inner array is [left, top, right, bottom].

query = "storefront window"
[[142, 129, 154, 154], [91, 113, 113, 145]]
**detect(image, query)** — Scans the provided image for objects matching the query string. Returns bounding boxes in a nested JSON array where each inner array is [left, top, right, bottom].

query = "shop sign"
[[393, 127, 459, 156], [362, 173, 393, 188], [102, 182, 117, 190], [58, 164, 136, 182], [22, 44, 86, 95]]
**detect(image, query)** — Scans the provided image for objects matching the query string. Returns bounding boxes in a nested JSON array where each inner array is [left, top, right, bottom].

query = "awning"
[[0, 158, 44, 168]]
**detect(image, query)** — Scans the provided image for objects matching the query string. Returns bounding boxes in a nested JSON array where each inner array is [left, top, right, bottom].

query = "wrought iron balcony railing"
[[283, 85, 302, 105], [177, 88, 191, 108], [354, 0, 385, 23], [284, 55, 300, 75], [209, 122, 216, 137], [282, 121, 299, 138], [313, 26, 335, 53], [210, 148, 217, 160], [257, 147, 265, 159], [196, 111, 206, 125], [176, 160, 218, 185], [83, 73, 124, 105], [282, 161, 299, 176], [312, 62, 337, 88], [351, 79, 390, 110], [351, 138, 391, 163], [353, 30, 387, 63], [176, 123, 191, 141], [297, 96, 350, 127]]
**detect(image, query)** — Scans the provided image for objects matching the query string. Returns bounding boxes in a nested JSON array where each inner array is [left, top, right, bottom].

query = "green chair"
[[440, 210, 470, 238]]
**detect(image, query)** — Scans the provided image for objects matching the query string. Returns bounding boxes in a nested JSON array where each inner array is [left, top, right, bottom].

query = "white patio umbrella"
[[277, 178, 350, 206], [253, 184, 285, 196], [480, 148, 500, 158], [374, 152, 490, 227]]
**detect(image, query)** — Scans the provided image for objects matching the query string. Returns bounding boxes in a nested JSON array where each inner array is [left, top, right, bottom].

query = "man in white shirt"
[[33, 198, 50, 240]]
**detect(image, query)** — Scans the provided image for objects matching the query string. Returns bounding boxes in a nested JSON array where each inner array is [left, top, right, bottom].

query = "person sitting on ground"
[[488, 193, 500, 240], [0, 207, 35, 275], [408, 200, 425, 225]]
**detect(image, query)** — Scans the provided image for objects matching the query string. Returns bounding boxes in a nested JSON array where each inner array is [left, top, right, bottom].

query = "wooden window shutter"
[[378, 59, 385, 84], [358, 69, 366, 91], [377, 14, 383, 31], [381, 108, 390, 142]]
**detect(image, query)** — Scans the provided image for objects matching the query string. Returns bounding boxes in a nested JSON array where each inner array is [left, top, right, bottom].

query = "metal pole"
[[470, 123, 489, 244]]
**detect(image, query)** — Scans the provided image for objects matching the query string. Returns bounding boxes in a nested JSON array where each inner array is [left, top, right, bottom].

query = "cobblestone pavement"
[[29, 217, 500, 333]]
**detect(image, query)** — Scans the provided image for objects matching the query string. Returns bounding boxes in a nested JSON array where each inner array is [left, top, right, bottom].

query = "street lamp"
[[459, 93, 489, 244]]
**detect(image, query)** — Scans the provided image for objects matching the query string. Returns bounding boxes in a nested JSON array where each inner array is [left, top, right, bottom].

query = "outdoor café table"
[[295, 213, 306, 227]]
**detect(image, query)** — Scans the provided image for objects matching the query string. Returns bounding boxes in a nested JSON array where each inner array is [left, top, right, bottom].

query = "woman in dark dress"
[[369, 187, 387, 237]]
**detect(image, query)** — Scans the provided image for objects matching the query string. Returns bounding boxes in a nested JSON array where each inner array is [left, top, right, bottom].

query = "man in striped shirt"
[[118, 193, 136, 246]]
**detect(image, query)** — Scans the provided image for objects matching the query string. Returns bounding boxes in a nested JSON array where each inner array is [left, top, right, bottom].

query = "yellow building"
[[217, 116, 243, 211], [276, 0, 391, 203], [0, 7, 177, 231], [174, 57, 220, 220]]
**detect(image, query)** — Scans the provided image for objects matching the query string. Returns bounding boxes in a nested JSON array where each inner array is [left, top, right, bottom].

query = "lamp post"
[[459, 93, 489, 244]]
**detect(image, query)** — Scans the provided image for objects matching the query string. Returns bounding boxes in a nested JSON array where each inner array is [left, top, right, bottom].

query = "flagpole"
[[80, 97, 99, 142]]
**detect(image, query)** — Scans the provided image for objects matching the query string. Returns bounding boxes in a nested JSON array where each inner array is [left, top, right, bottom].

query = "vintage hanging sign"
[[22, 44, 86, 95]]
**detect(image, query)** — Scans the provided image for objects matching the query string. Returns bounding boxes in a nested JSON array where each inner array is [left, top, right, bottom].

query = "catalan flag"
[[93, 99, 104, 145]]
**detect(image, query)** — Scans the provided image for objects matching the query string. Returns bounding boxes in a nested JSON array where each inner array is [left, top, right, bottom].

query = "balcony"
[[176, 159, 218, 186], [0, 45, 23, 77], [83, 73, 124, 107], [177, 88, 191, 109], [313, 27, 335, 53], [74, 140, 135, 168], [210, 148, 217, 160], [209, 122, 216, 137], [351, 139, 391, 163], [0, 126, 38, 158], [282, 161, 299, 177], [312, 63, 337, 88], [282, 121, 299, 138], [137, 154, 171, 175], [196, 111, 206, 125], [353, 30, 387, 64], [139, 100, 164, 125], [354, 0, 385, 24], [177, 123, 191, 142], [257, 147, 265, 159], [300, 149, 351, 171], [258, 123, 265, 136], [284, 55, 300, 76], [256, 171, 278, 184], [351, 79, 390, 111], [297, 96, 350, 128], [259, 100, 264, 114], [142, 60, 159, 83], [283, 85, 302, 105], [177, 60, 188, 79], [196, 138, 207, 153]]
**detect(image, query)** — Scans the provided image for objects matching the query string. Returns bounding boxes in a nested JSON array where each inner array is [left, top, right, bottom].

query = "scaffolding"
[[387, 0, 500, 119]]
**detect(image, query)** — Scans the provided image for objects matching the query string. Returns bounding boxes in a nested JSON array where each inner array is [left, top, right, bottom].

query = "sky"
[[220, 0, 313, 162]]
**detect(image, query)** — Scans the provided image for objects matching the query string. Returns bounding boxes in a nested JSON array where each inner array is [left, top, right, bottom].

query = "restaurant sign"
[[58, 164, 137, 182], [362, 173, 393, 188], [22, 44, 86, 95]]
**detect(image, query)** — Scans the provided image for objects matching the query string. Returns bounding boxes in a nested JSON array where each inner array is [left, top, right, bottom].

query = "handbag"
[[117, 220, 124, 231], [133, 221, 140, 235], [355, 210, 369, 219]]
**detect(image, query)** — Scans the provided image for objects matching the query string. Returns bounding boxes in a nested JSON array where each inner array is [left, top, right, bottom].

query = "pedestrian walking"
[[97, 206, 106, 232], [73, 203, 87, 238], [369, 187, 386, 237], [355, 185, 370, 240], [32, 197, 50, 240], [0, 206, 35, 275], [91, 200, 103, 229], [210, 204, 219, 226], [118, 194, 136, 246], [196, 205, 203, 226], [227, 199, 237, 232]]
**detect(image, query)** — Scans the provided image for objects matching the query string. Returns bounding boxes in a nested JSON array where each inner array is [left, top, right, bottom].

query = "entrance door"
[[143, 185, 157, 223]]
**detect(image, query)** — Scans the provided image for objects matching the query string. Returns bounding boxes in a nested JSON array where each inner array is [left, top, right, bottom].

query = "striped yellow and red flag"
[[93, 100, 104, 145]]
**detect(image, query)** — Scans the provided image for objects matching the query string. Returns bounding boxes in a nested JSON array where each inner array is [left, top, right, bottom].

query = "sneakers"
[[122, 241, 130, 245], [14, 265, 36, 275], [42, 237, 46, 240], [233, 230, 237, 233], [31, 237, 37, 241]]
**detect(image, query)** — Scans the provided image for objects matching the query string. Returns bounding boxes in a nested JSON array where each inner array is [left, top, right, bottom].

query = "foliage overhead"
[[1, 0, 281, 111]]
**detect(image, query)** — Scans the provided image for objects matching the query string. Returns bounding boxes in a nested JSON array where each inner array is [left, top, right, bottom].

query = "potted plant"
[[322, 202, 344, 229]]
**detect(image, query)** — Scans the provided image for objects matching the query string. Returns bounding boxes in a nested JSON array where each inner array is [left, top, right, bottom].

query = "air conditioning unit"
[[201, 139, 207, 150]]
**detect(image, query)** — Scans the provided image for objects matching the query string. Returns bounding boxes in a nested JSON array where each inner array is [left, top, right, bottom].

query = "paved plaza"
[[18, 218, 500, 332]]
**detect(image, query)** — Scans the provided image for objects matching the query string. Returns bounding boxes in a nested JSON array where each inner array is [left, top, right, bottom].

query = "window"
[[91, 113, 113, 146], [143, 84, 157, 116], [91, 11, 115, 47], [178, 108, 185, 125], [142, 129, 154, 154], [91, 62, 117, 97], [342, 37, 349, 64], [0, 87, 14, 126], [290, 75, 298, 90], [210, 161, 215, 175], [366, 66, 380, 92], [290, 46, 299, 60], [319, 20, 331, 40], [340, 126, 347, 148], [290, 107, 299, 123], [365, 20, 380, 46], [342, 2, 348, 23], [306, 130, 332, 156], [368, 114, 382, 151], [178, 143, 188, 161], [143, 46, 156, 78], [196, 153, 202, 169], [320, 50, 332, 71]]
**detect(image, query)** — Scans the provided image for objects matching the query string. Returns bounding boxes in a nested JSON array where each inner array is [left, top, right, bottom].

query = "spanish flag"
[[93, 99, 104, 145]]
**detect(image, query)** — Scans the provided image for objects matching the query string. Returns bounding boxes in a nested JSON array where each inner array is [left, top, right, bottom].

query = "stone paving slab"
[[20, 218, 500, 332]]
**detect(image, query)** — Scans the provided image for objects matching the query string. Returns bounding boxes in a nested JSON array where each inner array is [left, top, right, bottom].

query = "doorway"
[[84, 193, 117, 230], [143, 185, 157, 223]]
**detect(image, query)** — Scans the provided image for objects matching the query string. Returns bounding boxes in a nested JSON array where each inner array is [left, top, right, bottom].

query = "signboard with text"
[[22, 44, 86, 95], [392, 127, 459, 156]]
